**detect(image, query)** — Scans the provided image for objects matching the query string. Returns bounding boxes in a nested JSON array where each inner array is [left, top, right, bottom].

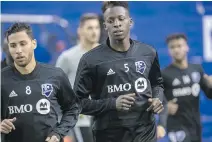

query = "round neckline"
[[106, 38, 134, 54], [12, 62, 40, 80]]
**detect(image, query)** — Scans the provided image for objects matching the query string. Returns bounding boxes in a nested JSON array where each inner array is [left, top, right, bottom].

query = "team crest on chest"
[[41, 84, 53, 97], [135, 61, 146, 74]]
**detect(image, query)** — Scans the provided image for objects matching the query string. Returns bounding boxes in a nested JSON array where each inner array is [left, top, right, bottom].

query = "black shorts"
[[167, 127, 201, 142], [93, 122, 156, 142]]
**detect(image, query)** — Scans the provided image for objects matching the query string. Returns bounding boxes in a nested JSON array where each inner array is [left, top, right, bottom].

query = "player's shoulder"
[[59, 45, 79, 59], [161, 64, 174, 74], [188, 63, 203, 71], [188, 63, 202, 68], [80, 44, 105, 62], [1, 65, 13, 76], [133, 40, 157, 55], [38, 62, 65, 77]]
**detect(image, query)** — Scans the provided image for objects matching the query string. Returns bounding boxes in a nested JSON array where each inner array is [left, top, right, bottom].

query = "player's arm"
[[1, 88, 6, 120], [199, 66, 212, 99], [158, 96, 168, 128], [48, 69, 81, 140], [148, 51, 164, 102], [157, 98, 167, 139], [74, 56, 117, 116], [147, 51, 164, 114]]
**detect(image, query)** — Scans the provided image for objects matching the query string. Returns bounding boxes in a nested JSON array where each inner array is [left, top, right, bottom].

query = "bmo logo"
[[8, 104, 33, 114], [107, 83, 132, 93]]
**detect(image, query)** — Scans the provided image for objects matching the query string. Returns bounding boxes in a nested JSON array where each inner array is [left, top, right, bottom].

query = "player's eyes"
[[119, 17, 125, 21], [107, 19, 114, 24], [20, 42, 27, 46], [10, 44, 16, 48]]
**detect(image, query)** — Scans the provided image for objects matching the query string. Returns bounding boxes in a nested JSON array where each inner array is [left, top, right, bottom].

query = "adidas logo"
[[107, 68, 115, 75], [9, 90, 18, 97], [172, 78, 181, 86]]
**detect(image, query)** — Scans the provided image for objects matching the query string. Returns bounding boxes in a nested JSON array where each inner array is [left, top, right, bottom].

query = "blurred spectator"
[[56, 13, 100, 85], [1, 38, 13, 69], [56, 13, 101, 142]]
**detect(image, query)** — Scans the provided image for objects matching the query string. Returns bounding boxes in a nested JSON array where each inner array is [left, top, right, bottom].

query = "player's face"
[[168, 38, 189, 62], [103, 6, 133, 41], [8, 31, 36, 67], [79, 19, 100, 44]]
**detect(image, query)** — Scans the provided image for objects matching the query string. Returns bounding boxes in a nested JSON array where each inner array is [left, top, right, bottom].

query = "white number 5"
[[124, 63, 129, 72]]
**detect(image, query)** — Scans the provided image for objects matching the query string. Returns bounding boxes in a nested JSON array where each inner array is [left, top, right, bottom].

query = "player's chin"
[[89, 39, 98, 44], [174, 57, 184, 62], [113, 35, 125, 41], [15, 61, 28, 67]]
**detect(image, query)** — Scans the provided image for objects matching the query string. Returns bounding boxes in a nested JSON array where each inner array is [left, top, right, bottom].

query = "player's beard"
[[15, 51, 33, 67]]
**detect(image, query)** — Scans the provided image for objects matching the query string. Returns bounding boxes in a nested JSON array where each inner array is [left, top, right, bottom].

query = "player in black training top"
[[162, 33, 212, 142], [74, 2, 164, 142], [1, 23, 81, 142]]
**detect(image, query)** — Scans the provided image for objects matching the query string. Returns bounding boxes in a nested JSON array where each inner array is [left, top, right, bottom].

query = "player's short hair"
[[101, 1, 129, 13], [79, 13, 99, 27], [5, 22, 33, 41], [166, 33, 187, 44]]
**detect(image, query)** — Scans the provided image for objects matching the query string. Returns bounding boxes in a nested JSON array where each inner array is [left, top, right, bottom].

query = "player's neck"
[[14, 57, 37, 75], [80, 39, 99, 52], [109, 37, 130, 52], [173, 59, 188, 69]]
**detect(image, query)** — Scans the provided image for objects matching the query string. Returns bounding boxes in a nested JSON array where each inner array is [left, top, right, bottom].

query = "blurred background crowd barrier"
[[1, 1, 212, 142]]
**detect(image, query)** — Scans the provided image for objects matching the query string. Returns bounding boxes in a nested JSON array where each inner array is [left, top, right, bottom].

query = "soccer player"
[[1, 23, 81, 142], [74, 2, 164, 142], [56, 13, 100, 142], [163, 33, 212, 142]]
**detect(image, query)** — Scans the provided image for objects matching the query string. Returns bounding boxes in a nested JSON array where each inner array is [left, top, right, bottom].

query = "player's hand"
[[45, 135, 60, 142], [204, 74, 212, 87], [157, 125, 166, 139], [147, 98, 163, 114], [0, 117, 16, 134], [167, 98, 178, 115], [116, 93, 136, 111]]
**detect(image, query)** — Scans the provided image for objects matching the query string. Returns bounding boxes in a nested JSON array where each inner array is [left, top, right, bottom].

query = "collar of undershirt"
[[12, 62, 40, 80], [106, 38, 134, 54]]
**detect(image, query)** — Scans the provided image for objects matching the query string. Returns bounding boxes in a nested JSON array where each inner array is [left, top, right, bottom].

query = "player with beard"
[[74, 2, 164, 142], [1, 23, 81, 142], [162, 33, 212, 142]]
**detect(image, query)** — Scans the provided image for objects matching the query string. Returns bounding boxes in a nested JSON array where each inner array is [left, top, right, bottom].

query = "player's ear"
[[103, 21, 108, 31], [129, 18, 133, 28], [187, 45, 190, 52], [32, 39, 37, 49], [77, 27, 81, 37], [185, 43, 189, 52]]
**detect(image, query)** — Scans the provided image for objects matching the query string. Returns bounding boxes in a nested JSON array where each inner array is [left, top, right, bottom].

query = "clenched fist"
[[167, 98, 178, 115], [116, 93, 136, 111], [0, 117, 16, 134], [157, 125, 166, 139], [147, 98, 164, 114]]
